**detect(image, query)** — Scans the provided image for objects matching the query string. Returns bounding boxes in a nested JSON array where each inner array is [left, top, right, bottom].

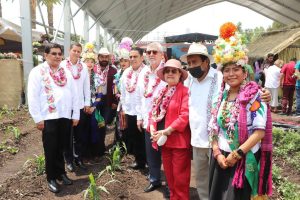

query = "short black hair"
[[44, 43, 62, 54], [131, 47, 144, 56], [267, 53, 274, 58]]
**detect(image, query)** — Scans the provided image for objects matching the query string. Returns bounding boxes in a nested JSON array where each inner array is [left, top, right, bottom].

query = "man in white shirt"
[[61, 43, 90, 171], [28, 43, 79, 193], [181, 43, 218, 200], [120, 47, 146, 169], [136, 42, 166, 193]]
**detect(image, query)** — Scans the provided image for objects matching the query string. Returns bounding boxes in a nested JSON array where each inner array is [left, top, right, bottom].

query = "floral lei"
[[209, 82, 239, 141], [126, 66, 143, 93], [94, 64, 109, 86], [144, 71, 161, 98], [40, 64, 67, 113], [66, 59, 83, 79], [151, 86, 176, 122]]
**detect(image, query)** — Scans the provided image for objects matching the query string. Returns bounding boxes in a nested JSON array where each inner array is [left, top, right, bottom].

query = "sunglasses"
[[146, 50, 158, 55], [49, 52, 62, 56], [163, 68, 178, 74]]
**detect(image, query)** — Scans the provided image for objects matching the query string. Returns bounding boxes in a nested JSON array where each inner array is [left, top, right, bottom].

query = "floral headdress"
[[82, 42, 97, 61], [213, 22, 248, 68], [116, 37, 133, 60]]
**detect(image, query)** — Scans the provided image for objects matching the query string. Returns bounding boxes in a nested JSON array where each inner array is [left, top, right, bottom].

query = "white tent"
[[0, 18, 41, 42]]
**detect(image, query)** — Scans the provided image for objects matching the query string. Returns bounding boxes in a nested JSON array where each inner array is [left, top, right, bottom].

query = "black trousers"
[[42, 118, 71, 181], [64, 109, 88, 163], [124, 114, 146, 165]]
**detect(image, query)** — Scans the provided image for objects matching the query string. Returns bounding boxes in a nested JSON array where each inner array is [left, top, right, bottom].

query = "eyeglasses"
[[146, 50, 158, 55], [49, 52, 62, 56], [163, 68, 178, 74]]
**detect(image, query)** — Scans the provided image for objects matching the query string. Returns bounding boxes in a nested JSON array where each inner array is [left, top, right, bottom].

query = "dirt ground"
[[0, 108, 299, 200]]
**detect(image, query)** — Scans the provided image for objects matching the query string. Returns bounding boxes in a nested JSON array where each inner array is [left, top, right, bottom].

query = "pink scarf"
[[232, 81, 272, 196]]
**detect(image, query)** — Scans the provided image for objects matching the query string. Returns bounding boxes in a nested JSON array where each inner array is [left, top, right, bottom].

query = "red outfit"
[[281, 61, 296, 114], [281, 61, 296, 85], [150, 82, 191, 200]]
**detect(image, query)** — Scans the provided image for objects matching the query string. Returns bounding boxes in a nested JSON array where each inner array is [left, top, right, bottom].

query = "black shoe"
[[48, 180, 60, 193], [57, 174, 73, 185], [66, 162, 74, 172], [75, 159, 87, 170], [130, 162, 145, 170], [144, 183, 162, 193], [164, 185, 170, 198]]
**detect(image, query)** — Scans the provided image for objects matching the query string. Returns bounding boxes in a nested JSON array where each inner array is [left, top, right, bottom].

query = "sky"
[[1, 0, 273, 42]]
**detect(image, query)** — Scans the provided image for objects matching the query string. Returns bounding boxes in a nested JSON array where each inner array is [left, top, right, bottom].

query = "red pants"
[[162, 147, 191, 200]]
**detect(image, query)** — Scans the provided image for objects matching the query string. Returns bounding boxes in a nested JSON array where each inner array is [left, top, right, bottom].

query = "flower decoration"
[[213, 22, 248, 67], [85, 42, 95, 51], [82, 52, 96, 62], [116, 37, 133, 60], [220, 22, 237, 40]]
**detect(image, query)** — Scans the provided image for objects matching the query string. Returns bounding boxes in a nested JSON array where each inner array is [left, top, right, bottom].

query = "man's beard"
[[99, 61, 109, 67]]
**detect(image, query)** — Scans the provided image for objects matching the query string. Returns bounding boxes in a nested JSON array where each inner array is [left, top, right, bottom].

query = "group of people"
[[28, 22, 273, 200], [254, 53, 300, 116]]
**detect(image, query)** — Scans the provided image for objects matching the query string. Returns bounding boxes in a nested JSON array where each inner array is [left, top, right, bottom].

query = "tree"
[[267, 21, 286, 31], [40, 0, 62, 35]]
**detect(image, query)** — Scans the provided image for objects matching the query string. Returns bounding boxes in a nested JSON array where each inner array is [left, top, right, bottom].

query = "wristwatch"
[[237, 148, 245, 157]]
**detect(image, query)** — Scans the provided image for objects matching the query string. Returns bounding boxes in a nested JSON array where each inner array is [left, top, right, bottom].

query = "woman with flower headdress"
[[81, 45, 106, 158], [208, 22, 272, 200], [113, 41, 131, 144]]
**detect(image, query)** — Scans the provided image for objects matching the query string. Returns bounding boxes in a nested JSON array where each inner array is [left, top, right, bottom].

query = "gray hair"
[[146, 42, 164, 52]]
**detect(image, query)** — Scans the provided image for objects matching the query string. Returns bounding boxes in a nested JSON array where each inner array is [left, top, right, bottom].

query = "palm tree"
[[40, 0, 62, 35]]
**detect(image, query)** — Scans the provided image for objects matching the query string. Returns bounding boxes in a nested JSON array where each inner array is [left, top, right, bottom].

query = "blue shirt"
[[295, 61, 300, 87]]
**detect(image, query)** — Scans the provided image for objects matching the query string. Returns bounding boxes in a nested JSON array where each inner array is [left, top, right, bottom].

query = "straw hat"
[[156, 59, 188, 82], [180, 42, 213, 63]]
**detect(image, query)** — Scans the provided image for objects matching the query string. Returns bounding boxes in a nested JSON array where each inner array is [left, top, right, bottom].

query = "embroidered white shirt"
[[185, 67, 220, 148], [28, 62, 80, 123], [120, 66, 142, 116], [136, 65, 167, 129], [61, 59, 91, 109]]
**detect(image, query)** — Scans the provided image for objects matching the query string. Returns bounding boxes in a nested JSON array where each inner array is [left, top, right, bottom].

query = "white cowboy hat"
[[180, 42, 213, 63], [98, 47, 111, 56]]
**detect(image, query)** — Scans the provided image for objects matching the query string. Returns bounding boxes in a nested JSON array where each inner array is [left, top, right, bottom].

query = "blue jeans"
[[296, 87, 300, 114]]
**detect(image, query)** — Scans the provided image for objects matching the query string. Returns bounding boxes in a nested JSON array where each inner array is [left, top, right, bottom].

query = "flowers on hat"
[[85, 42, 95, 51], [82, 52, 96, 62], [213, 22, 248, 67], [116, 37, 133, 60]]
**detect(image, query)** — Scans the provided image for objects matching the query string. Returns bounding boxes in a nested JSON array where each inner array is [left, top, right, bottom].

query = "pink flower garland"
[[143, 71, 161, 98], [126, 66, 143, 93], [66, 59, 83, 80], [151, 86, 176, 122], [40, 65, 67, 113], [94, 64, 109, 86]]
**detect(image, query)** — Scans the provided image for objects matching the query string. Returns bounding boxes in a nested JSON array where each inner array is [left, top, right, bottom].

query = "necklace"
[[94, 64, 109, 86], [151, 86, 176, 122], [144, 71, 161, 98], [220, 89, 240, 143], [66, 59, 83, 79], [126, 66, 143, 93], [49, 66, 67, 87]]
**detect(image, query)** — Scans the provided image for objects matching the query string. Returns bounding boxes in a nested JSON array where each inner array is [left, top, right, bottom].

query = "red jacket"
[[149, 82, 191, 149]]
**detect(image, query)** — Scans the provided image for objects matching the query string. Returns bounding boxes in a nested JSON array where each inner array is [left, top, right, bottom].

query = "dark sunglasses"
[[146, 50, 158, 55], [49, 52, 62, 56], [163, 68, 178, 74]]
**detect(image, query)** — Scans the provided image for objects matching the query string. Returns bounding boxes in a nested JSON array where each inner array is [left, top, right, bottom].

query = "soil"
[[0, 108, 299, 200]]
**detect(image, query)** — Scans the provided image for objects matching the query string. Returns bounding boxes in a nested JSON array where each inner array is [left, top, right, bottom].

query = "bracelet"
[[232, 150, 242, 160], [213, 148, 221, 159]]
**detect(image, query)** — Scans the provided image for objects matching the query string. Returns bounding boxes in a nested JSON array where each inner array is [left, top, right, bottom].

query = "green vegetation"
[[0, 105, 14, 119], [5, 126, 21, 141], [273, 127, 300, 172], [272, 128, 300, 200], [0, 142, 19, 154], [23, 154, 45, 175], [273, 165, 300, 200]]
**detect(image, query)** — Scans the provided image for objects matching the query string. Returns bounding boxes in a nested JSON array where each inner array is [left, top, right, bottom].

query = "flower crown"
[[116, 37, 133, 60], [213, 22, 248, 67], [82, 52, 96, 62]]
